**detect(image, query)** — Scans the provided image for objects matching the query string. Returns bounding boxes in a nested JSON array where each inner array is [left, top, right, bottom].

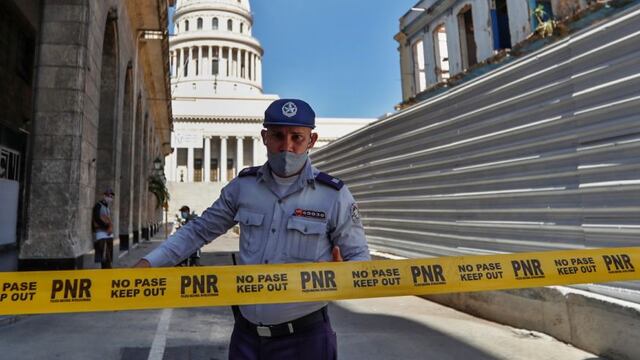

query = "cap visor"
[[263, 121, 315, 129]]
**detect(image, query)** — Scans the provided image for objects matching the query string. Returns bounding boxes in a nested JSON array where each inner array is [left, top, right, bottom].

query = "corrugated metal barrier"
[[312, 6, 640, 294]]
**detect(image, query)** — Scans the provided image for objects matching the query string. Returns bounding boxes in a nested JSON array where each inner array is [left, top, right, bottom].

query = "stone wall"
[[18, 0, 170, 270]]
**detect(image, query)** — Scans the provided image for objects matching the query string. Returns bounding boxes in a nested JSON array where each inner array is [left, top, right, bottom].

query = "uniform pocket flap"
[[234, 209, 264, 226], [287, 217, 326, 235]]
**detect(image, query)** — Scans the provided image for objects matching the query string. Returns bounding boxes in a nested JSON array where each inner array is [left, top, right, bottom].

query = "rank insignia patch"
[[293, 208, 326, 219]]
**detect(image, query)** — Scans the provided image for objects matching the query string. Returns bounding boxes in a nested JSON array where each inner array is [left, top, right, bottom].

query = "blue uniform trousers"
[[229, 307, 337, 360]]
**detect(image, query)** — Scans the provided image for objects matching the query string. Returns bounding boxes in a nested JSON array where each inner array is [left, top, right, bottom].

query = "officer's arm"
[[139, 182, 238, 267], [330, 187, 371, 262]]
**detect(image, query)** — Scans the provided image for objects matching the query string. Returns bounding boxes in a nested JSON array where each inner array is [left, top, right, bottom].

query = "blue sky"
[[171, 1, 417, 118]]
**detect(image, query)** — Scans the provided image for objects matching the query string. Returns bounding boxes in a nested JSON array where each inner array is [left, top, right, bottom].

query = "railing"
[[312, 6, 640, 292]]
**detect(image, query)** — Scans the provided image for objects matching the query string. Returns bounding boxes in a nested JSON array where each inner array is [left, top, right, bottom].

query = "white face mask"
[[104, 196, 113, 204], [267, 151, 308, 177]]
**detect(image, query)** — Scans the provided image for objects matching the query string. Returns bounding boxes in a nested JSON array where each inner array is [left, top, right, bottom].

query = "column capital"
[[236, 136, 245, 140], [220, 136, 228, 140]]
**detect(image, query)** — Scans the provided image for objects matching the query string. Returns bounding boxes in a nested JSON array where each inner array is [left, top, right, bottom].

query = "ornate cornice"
[[173, 116, 263, 123]]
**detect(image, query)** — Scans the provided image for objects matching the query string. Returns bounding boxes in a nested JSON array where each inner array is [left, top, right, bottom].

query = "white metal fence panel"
[[312, 6, 640, 271]]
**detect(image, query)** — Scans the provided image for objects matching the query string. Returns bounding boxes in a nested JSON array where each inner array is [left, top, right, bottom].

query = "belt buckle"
[[256, 326, 271, 337]]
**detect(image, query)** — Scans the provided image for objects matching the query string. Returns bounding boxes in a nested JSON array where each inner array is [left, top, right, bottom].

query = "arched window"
[[433, 24, 450, 82], [227, 19, 233, 31], [240, 23, 244, 33], [185, 20, 189, 32], [412, 40, 426, 93], [197, 18, 203, 30], [212, 17, 219, 30]]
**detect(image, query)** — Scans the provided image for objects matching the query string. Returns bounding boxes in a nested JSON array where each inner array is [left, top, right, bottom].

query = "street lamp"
[[153, 157, 163, 172], [153, 157, 167, 183], [411, 7, 426, 12]]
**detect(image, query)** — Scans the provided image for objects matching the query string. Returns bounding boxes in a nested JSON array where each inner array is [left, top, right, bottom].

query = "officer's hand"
[[332, 246, 343, 262], [133, 259, 151, 268]]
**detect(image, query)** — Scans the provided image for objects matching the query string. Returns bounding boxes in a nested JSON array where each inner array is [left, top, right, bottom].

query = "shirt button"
[[271, 229, 276, 233], [278, 199, 282, 204], [264, 260, 269, 264]]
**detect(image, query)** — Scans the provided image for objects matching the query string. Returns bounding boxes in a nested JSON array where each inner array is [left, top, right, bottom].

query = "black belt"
[[233, 306, 328, 338]]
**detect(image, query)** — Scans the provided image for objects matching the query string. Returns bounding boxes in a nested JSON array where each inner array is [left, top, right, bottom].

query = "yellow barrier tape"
[[1, 247, 639, 315]]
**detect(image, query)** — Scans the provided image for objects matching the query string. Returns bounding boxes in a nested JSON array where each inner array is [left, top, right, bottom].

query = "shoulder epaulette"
[[315, 172, 344, 190], [238, 166, 260, 177]]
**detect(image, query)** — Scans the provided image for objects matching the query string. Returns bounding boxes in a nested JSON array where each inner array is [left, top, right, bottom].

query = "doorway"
[[458, 5, 477, 70], [493, 0, 512, 49]]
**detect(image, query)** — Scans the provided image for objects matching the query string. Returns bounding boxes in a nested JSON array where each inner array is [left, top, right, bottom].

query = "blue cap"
[[264, 99, 316, 129]]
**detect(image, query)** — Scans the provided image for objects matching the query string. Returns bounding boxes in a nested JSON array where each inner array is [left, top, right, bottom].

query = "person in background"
[[176, 205, 200, 266], [92, 188, 114, 269]]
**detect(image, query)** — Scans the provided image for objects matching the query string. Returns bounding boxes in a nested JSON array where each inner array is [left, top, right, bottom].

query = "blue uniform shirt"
[[144, 161, 370, 325]]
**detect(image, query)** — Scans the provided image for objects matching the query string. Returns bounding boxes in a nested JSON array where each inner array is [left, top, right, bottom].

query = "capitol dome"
[[170, 0, 262, 97], [164, 0, 375, 217]]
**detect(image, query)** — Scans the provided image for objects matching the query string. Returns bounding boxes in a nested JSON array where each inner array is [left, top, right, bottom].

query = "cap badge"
[[282, 101, 297, 118]]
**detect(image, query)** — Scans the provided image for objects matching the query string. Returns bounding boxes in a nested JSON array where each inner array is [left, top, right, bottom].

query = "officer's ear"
[[308, 132, 318, 149], [261, 129, 267, 145]]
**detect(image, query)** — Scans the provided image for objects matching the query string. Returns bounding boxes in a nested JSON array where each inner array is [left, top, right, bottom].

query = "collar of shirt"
[[271, 171, 299, 186], [255, 160, 317, 198]]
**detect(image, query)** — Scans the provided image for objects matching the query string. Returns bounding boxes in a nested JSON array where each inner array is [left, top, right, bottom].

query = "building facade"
[[164, 0, 375, 215], [396, 0, 592, 103], [0, 0, 174, 270]]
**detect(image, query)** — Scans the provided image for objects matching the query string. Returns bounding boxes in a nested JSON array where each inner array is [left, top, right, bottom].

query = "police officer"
[[134, 98, 370, 360]]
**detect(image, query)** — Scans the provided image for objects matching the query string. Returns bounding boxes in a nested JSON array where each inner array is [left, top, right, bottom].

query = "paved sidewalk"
[[118, 231, 600, 360]]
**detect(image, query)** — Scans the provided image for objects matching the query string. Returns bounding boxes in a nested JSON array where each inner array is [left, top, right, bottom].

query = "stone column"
[[184, 47, 189, 77], [221, 47, 227, 77], [236, 48, 242, 78], [230, 49, 234, 78], [239, 49, 243, 78], [191, 47, 197, 77], [246, 52, 251, 81], [198, 45, 203, 77], [229, 48, 234, 77], [169, 51, 174, 77], [252, 136, 261, 166], [220, 136, 228, 183], [236, 136, 244, 174], [257, 56, 262, 85], [210, 45, 214, 75], [242, 50, 247, 79], [174, 51, 178, 77], [176, 48, 181, 77], [187, 146, 194, 182], [233, 48, 238, 78], [184, 47, 190, 77], [251, 53, 256, 81], [204, 137, 211, 182]]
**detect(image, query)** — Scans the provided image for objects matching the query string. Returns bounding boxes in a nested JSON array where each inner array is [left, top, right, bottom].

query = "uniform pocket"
[[234, 209, 264, 254], [286, 217, 327, 261]]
